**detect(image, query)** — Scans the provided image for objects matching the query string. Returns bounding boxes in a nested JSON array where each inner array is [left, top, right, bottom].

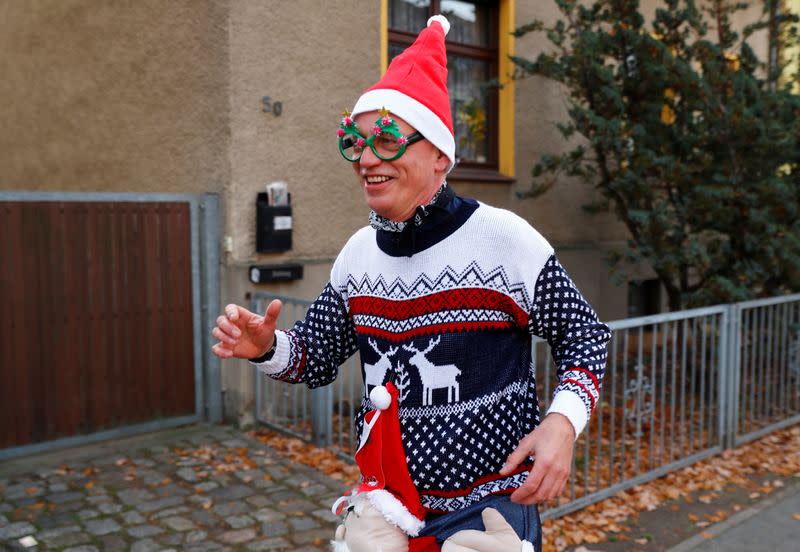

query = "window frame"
[[387, 0, 502, 174]]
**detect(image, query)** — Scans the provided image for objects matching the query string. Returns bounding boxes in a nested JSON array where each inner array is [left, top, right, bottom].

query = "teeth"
[[366, 175, 391, 184]]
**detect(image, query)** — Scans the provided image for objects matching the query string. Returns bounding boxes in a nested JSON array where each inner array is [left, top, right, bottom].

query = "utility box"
[[256, 192, 292, 253]]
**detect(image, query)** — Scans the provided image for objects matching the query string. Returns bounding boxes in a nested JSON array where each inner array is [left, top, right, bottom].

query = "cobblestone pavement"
[[0, 424, 344, 551]]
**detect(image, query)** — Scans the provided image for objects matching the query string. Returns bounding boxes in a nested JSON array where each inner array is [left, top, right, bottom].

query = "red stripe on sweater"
[[569, 366, 600, 392], [420, 464, 531, 499], [355, 321, 516, 342], [563, 378, 596, 410], [349, 288, 529, 328]]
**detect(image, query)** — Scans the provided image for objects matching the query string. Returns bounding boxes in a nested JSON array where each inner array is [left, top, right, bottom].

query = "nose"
[[359, 145, 381, 168]]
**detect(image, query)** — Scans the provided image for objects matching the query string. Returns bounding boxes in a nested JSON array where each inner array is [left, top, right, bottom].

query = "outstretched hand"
[[211, 299, 282, 360], [499, 412, 575, 505]]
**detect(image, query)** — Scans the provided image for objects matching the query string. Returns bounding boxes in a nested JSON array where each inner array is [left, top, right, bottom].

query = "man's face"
[[351, 111, 449, 222]]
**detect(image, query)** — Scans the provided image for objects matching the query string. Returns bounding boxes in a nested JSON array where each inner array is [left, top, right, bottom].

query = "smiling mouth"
[[364, 175, 393, 185]]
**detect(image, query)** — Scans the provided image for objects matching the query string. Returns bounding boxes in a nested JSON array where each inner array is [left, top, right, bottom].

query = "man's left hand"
[[499, 413, 575, 504]]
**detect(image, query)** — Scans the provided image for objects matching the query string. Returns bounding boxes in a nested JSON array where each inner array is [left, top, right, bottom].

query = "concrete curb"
[[666, 481, 800, 552]]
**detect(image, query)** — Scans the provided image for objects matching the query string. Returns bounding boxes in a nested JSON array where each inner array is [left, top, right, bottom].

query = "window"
[[387, 0, 512, 178]]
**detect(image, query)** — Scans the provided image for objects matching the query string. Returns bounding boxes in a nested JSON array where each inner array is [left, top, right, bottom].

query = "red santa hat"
[[332, 382, 425, 537], [351, 15, 455, 170]]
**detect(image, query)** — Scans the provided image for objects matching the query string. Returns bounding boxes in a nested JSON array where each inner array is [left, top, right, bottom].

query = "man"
[[212, 15, 610, 552]]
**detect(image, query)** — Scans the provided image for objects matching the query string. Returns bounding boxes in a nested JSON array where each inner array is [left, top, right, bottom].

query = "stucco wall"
[[225, 0, 377, 264], [0, 0, 230, 194]]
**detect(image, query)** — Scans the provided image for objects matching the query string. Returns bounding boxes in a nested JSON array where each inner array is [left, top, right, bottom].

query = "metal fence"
[[252, 292, 800, 518]]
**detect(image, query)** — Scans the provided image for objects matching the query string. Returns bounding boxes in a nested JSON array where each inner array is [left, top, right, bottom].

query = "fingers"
[[211, 342, 233, 359], [500, 432, 536, 475], [216, 313, 242, 339], [264, 299, 283, 325], [211, 327, 236, 346], [510, 458, 570, 505]]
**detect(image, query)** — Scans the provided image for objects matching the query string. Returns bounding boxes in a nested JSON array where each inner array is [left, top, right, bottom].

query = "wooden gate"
[[0, 200, 199, 449]]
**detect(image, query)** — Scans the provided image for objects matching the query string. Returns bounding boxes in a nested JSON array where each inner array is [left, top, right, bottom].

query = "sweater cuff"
[[546, 391, 588, 440], [250, 330, 290, 375]]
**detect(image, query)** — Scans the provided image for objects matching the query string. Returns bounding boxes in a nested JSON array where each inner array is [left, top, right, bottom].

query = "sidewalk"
[[0, 424, 343, 551], [667, 480, 800, 552]]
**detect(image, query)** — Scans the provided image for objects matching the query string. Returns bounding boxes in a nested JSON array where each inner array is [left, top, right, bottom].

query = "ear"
[[434, 149, 450, 174]]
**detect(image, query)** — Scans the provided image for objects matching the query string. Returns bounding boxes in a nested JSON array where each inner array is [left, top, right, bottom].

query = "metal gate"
[[0, 192, 221, 459]]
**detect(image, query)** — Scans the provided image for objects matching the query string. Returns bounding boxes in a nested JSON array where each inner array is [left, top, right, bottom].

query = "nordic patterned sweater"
[[254, 188, 610, 513]]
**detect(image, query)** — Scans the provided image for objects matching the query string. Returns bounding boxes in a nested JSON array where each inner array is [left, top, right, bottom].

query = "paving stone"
[[225, 514, 255, 529], [246, 537, 292, 551], [277, 499, 317, 513], [185, 543, 224, 551], [86, 487, 114, 505], [288, 516, 320, 531], [128, 524, 164, 538], [84, 517, 122, 536], [3, 483, 33, 500], [176, 467, 198, 482], [37, 525, 80, 540], [136, 496, 184, 513], [49, 482, 69, 492], [131, 458, 156, 468], [188, 494, 214, 508], [159, 532, 185, 546], [40, 530, 92, 548], [234, 469, 264, 482], [299, 483, 329, 497], [62, 546, 99, 552], [194, 481, 219, 493], [98, 534, 128, 549], [0, 514, 6, 527], [142, 472, 170, 486], [219, 528, 257, 544], [131, 538, 161, 552], [161, 516, 196, 531], [190, 509, 218, 527], [77, 508, 100, 520], [0, 503, 12, 513], [209, 484, 254, 501], [213, 501, 249, 517], [151, 505, 191, 520], [45, 490, 84, 504], [122, 510, 146, 525], [260, 521, 289, 537], [245, 495, 272, 508], [291, 527, 332, 544], [312, 508, 341, 523], [155, 483, 190, 497], [252, 508, 286, 523], [97, 502, 123, 514], [118, 488, 156, 506], [185, 529, 208, 543], [0, 522, 36, 539]]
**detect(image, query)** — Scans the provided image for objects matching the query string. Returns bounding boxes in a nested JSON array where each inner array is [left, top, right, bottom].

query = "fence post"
[[311, 386, 333, 447], [719, 303, 740, 449]]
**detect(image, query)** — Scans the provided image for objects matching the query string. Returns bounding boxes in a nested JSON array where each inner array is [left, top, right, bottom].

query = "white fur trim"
[[369, 385, 392, 410], [546, 391, 588, 440], [427, 15, 451, 35], [521, 541, 535, 552], [250, 330, 290, 375], [350, 490, 425, 537], [330, 539, 350, 552], [352, 89, 456, 171]]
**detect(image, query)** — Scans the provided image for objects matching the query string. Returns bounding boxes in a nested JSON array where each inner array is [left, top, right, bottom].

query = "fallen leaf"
[[688, 514, 699, 522], [25, 487, 39, 496], [701, 532, 715, 539], [792, 513, 800, 521], [85, 481, 94, 490]]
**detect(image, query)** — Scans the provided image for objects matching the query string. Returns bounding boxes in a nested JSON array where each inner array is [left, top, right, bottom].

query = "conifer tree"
[[512, 0, 799, 310]]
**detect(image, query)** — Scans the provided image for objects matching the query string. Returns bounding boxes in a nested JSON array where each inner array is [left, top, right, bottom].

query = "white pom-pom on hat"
[[369, 385, 392, 410], [427, 15, 450, 36]]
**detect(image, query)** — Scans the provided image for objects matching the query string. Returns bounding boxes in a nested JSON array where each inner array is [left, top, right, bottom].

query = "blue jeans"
[[418, 494, 542, 551]]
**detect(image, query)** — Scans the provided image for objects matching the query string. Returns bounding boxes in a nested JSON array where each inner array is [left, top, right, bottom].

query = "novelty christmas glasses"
[[337, 108, 424, 162]]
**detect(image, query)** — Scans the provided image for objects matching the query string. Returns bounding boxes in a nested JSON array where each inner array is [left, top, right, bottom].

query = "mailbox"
[[256, 192, 292, 253]]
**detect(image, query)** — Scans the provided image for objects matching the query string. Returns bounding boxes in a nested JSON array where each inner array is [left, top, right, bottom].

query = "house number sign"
[[262, 96, 283, 116]]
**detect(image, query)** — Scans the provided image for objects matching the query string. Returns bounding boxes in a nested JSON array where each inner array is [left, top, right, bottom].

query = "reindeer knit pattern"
[[255, 194, 610, 514]]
